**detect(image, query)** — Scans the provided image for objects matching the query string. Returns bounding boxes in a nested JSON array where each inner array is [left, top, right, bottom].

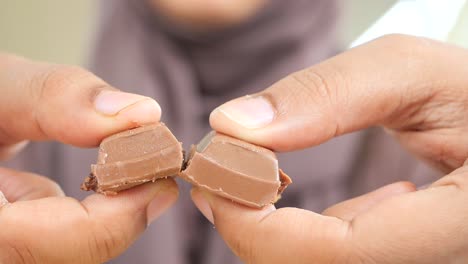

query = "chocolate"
[[180, 131, 292, 208], [81, 123, 183, 194]]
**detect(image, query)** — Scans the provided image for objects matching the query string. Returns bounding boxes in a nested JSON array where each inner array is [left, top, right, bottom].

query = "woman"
[[3, 0, 468, 263]]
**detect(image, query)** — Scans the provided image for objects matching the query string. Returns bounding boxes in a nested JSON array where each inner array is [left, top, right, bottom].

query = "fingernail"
[[191, 189, 214, 224], [94, 90, 161, 117], [214, 95, 275, 129], [146, 189, 177, 226], [0, 191, 9, 207]]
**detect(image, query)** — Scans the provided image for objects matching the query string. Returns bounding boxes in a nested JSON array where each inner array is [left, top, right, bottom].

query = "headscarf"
[[4, 1, 439, 263]]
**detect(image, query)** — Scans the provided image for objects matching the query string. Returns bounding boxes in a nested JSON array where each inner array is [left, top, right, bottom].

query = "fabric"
[[2, 0, 440, 263]]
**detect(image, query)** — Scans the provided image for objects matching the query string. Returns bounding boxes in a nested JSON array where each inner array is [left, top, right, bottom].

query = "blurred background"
[[2, 1, 465, 66], [1, 1, 467, 263], [0, 1, 94, 65]]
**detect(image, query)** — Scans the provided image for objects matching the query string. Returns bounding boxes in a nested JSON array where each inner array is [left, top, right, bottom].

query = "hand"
[[192, 34, 468, 263], [0, 53, 178, 264]]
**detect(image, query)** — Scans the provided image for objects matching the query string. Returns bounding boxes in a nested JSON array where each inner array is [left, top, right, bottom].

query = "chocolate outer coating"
[[180, 131, 292, 208], [81, 123, 183, 194]]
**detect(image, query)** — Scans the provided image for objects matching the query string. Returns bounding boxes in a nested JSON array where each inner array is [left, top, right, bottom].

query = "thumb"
[[0, 53, 161, 148], [209, 35, 468, 151]]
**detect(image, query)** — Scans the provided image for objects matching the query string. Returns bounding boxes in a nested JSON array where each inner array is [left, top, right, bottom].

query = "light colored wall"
[[0, 0, 94, 65], [0, 1, 464, 65], [340, 0, 396, 45], [0, 1, 395, 64], [448, 2, 468, 48]]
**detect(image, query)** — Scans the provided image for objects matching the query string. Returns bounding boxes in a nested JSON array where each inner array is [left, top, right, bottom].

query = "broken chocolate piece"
[[81, 123, 183, 194], [180, 131, 292, 208]]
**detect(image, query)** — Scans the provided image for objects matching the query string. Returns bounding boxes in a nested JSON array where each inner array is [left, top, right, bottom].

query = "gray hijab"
[[4, 0, 440, 263]]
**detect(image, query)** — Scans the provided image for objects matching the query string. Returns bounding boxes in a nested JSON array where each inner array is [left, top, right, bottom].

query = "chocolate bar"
[[82, 124, 291, 208]]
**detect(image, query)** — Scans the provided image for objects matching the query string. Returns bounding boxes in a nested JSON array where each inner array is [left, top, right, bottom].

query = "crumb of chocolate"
[[81, 173, 97, 192]]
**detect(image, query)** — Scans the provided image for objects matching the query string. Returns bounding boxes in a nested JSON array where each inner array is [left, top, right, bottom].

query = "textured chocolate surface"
[[81, 123, 183, 194], [180, 131, 291, 208]]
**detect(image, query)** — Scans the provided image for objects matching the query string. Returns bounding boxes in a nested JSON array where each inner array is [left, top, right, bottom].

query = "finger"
[[0, 179, 178, 264], [0, 167, 64, 201], [191, 188, 351, 264], [210, 35, 468, 151], [322, 181, 416, 221], [0, 141, 28, 161], [347, 166, 468, 263], [193, 173, 468, 264], [0, 53, 161, 148]]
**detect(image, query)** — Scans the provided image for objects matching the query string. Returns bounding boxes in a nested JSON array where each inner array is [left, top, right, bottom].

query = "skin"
[[0, 2, 272, 262], [148, 0, 268, 30], [189, 34, 468, 263], [0, 53, 179, 263], [2, 6, 468, 262]]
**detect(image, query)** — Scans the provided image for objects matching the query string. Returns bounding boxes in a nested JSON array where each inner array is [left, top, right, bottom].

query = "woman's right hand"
[[0, 53, 178, 264]]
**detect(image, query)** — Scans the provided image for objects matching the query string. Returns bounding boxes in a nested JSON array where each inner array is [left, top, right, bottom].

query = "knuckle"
[[216, 211, 264, 263], [343, 215, 408, 264], [239, 235, 259, 264], [89, 223, 127, 262], [287, 69, 338, 106], [285, 67, 346, 137], [28, 65, 110, 141], [277, 208, 352, 263], [33, 65, 108, 105], [37, 65, 91, 99], [223, 222, 260, 263], [338, 227, 375, 264], [295, 63, 349, 110], [0, 238, 37, 264]]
